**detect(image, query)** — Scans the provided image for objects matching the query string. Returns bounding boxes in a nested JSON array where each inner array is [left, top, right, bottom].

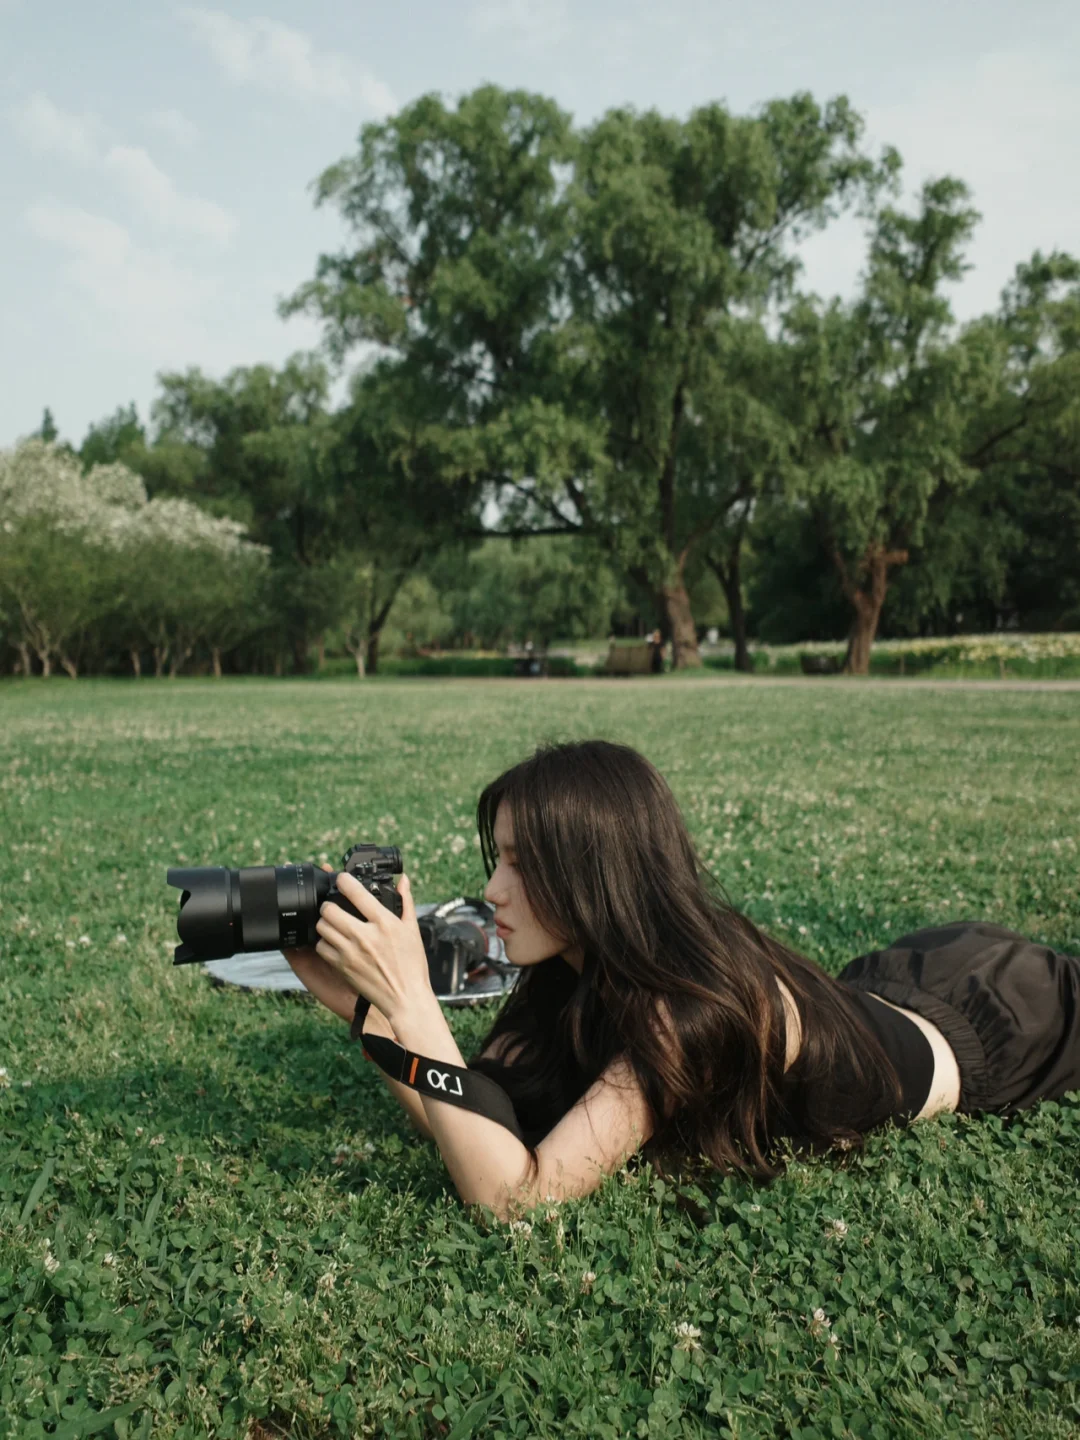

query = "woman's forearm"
[[391, 996, 538, 1219], [361, 1005, 435, 1140], [284, 947, 433, 1138]]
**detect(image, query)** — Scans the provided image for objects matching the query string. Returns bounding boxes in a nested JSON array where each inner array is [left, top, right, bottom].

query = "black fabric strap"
[[350, 997, 525, 1142]]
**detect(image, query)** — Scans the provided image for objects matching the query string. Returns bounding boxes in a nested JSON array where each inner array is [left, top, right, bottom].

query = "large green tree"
[[284, 84, 893, 668], [779, 177, 995, 672]]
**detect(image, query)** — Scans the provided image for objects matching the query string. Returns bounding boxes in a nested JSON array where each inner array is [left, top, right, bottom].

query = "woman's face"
[[483, 805, 583, 973]]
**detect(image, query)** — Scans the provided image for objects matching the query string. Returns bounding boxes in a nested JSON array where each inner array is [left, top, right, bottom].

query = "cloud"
[[11, 92, 235, 245], [147, 107, 199, 146], [468, 0, 570, 48], [24, 201, 218, 358], [103, 145, 234, 243], [180, 7, 396, 114], [14, 91, 103, 162]]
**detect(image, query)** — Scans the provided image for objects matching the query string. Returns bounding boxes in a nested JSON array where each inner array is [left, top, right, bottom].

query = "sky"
[[3, 0, 1079, 449]]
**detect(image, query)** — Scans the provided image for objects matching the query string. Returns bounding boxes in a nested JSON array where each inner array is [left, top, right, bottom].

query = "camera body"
[[167, 843, 403, 966]]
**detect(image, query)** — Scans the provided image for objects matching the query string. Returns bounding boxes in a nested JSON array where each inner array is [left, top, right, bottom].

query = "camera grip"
[[324, 879, 404, 924]]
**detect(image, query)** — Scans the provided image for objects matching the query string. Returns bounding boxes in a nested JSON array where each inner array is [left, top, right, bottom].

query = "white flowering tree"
[[111, 498, 271, 677], [0, 441, 144, 676], [0, 440, 270, 678]]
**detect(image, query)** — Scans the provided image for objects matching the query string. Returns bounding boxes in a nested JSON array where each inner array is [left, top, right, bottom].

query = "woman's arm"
[[283, 944, 435, 1141], [393, 998, 655, 1220]]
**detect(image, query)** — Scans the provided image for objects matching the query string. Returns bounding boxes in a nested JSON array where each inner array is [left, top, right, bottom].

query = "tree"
[[0, 441, 140, 677], [149, 355, 341, 673], [958, 251, 1080, 629], [678, 321, 796, 668], [79, 403, 147, 472], [421, 533, 624, 650], [111, 497, 270, 678], [781, 177, 989, 672], [284, 84, 894, 669]]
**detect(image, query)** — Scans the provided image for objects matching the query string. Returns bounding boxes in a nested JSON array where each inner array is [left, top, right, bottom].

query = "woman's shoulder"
[[776, 977, 802, 1071]]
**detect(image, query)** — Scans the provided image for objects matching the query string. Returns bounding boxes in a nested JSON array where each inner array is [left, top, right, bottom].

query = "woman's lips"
[[495, 921, 512, 937]]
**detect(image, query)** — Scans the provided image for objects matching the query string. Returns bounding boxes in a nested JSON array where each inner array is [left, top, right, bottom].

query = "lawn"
[[1, 675, 1079, 1440]]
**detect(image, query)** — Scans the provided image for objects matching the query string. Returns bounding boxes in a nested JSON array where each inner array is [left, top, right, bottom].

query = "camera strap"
[[350, 1000, 525, 1142]]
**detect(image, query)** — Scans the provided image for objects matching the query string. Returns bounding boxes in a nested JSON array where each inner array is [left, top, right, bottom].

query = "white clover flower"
[[78, 935, 91, 946], [149, 1134, 164, 1147], [674, 1321, 702, 1352], [44, 1250, 60, 1275], [825, 1218, 849, 1240], [103, 1253, 116, 1267], [508, 1220, 532, 1236], [809, 1308, 833, 1339], [135, 1127, 144, 1137], [580, 1270, 597, 1293], [113, 934, 128, 946], [449, 835, 467, 855]]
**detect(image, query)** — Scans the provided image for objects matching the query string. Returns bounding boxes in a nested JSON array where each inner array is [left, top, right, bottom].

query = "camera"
[[166, 844, 404, 966]]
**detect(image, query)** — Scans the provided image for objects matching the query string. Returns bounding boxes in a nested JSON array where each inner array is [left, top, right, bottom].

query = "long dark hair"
[[468, 738, 904, 1184]]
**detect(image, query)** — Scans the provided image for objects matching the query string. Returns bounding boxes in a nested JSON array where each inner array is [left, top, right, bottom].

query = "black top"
[[839, 988, 936, 1126]]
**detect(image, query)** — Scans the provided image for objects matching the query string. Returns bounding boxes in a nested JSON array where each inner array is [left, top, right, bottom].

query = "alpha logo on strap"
[[426, 1067, 465, 1096]]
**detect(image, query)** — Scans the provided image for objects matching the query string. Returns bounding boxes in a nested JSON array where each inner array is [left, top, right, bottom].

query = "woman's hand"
[[314, 868, 434, 1029], [282, 863, 360, 1023]]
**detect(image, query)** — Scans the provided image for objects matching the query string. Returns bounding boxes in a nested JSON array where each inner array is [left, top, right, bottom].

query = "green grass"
[[1, 675, 1079, 1440]]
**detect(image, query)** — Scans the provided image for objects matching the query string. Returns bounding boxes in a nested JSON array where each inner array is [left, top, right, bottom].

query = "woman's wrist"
[[361, 1002, 397, 1040]]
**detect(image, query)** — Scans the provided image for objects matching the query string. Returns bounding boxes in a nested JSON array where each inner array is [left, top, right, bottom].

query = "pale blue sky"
[[3, 0, 1078, 448]]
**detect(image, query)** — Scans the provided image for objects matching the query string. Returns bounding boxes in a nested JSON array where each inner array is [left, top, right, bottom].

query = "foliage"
[[12, 86, 1080, 673], [1, 680, 1079, 1437], [284, 84, 897, 668], [419, 535, 625, 650], [0, 442, 270, 679]]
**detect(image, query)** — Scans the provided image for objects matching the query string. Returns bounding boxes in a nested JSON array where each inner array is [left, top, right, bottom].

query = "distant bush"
[[702, 633, 1080, 679]]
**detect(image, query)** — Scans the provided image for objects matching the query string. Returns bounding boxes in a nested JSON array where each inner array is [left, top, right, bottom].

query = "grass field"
[[2, 675, 1079, 1440]]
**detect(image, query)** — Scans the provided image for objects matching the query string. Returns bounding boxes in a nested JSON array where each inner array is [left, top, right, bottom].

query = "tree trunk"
[[16, 642, 32, 676], [353, 648, 366, 678], [366, 628, 381, 676], [169, 644, 193, 679], [36, 648, 53, 678], [59, 653, 78, 679], [292, 634, 309, 676], [153, 645, 167, 679], [707, 545, 752, 673], [316, 634, 326, 672], [835, 542, 909, 676], [660, 581, 702, 670], [273, 652, 284, 677], [130, 648, 142, 679], [212, 647, 222, 678]]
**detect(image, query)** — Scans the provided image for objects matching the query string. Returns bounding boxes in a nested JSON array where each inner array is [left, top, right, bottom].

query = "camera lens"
[[167, 863, 332, 965]]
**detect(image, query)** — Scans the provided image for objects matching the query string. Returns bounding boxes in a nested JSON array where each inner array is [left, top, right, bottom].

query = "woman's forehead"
[[492, 813, 515, 848]]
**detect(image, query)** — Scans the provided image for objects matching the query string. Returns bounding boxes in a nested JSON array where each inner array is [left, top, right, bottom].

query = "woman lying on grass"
[[284, 739, 1080, 1222]]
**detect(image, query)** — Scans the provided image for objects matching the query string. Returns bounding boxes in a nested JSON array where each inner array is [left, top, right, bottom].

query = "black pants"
[[837, 922, 1080, 1115]]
